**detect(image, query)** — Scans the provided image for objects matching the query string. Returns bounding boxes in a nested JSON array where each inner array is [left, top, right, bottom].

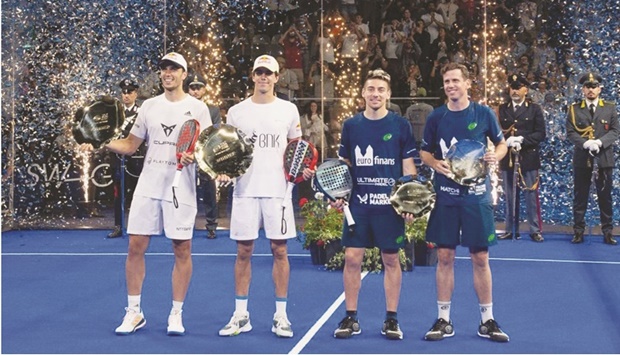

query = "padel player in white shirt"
[[218, 54, 314, 339]]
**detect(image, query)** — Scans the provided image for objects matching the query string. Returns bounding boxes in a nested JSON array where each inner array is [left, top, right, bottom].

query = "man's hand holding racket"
[[314, 159, 355, 232], [177, 151, 195, 167], [301, 167, 316, 181], [172, 119, 200, 208]]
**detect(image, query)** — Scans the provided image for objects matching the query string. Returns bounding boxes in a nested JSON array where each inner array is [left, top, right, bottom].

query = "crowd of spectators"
[[175, 0, 575, 156], [192, 1, 567, 106]]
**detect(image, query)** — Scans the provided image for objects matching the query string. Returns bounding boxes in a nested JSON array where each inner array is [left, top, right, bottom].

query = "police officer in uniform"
[[108, 78, 145, 238], [186, 74, 222, 239], [566, 72, 619, 245], [498, 74, 546, 242]]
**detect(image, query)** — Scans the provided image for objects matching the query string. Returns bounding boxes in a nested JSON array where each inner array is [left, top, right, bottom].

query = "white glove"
[[589, 144, 600, 154], [506, 136, 524, 148], [583, 140, 595, 150], [512, 142, 522, 151], [594, 139, 603, 148]]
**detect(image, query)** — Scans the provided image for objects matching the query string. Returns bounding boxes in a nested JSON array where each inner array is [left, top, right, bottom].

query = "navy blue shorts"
[[341, 212, 406, 251], [426, 204, 497, 248]]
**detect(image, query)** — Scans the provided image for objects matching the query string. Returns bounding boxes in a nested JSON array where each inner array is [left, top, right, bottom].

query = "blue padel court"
[[2, 229, 619, 354]]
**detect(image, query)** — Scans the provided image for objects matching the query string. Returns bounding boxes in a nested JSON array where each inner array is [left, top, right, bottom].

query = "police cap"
[[119, 78, 139, 92], [508, 73, 529, 89], [579, 72, 602, 87]]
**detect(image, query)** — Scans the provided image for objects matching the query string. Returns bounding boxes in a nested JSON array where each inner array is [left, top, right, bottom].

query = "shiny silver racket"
[[314, 160, 355, 231]]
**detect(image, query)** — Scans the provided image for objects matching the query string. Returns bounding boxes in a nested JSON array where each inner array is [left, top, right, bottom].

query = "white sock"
[[480, 303, 493, 323], [128, 295, 141, 312], [235, 296, 248, 315], [171, 300, 183, 315], [275, 297, 287, 316], [438, 301, 451, 322]]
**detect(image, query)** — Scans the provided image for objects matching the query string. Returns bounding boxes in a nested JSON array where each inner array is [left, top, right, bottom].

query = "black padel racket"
[[281, 138, 318, 234], [314, 159, 355, 231], [172, 119, 200, 208]]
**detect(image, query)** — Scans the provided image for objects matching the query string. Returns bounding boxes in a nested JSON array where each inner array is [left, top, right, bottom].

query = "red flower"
[[299, 198, 309, 207], [316, 240, 325, 247], [426, 242, 436, 249]]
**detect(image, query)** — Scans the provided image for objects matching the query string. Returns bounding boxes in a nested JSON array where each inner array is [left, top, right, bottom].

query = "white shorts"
[[230, 197, 297, 240], [127, 195, 197, 240]]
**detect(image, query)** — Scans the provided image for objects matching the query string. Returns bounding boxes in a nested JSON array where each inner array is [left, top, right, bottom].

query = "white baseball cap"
[[159, 52, 187, 72], [252, 54, 279, 73]]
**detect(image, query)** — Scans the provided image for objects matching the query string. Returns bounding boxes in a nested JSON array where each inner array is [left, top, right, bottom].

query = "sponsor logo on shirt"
[[153, 140, 176, 146], [440, 185, 460, 195], [355, 193, 391, 205], [161, 123, 176, 137], [146, 157, 176, 166], [472, 184, 487, 195], [183, 111, 192, 116], [356, 177, 396, 187], [354, 145, 395, 166], [256, 133, 281, 148]]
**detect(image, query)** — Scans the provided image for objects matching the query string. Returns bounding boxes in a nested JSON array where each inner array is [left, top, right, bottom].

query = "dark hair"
[[304, 100, 320, 116]]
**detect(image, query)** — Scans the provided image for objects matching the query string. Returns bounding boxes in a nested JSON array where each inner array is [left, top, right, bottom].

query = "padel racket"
[[313, 159, 355, 232], [172, 119, 200, 208], [281, 138, 318, 234]]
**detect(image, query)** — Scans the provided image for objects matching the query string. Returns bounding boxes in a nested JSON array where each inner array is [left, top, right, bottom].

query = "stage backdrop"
[[1, 0, 618, 230]]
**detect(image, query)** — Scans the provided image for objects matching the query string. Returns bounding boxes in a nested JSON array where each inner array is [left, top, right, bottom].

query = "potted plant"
[[405, 215, 437, 269], [298, 194, 386, 271], [299, 193, 435, 271], [298, 194, 344, 265]]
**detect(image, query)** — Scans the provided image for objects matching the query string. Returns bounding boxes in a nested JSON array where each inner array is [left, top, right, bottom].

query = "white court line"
[[455, 256, 620, 265], [288, 271, 369, 355], [3, 253, 620, 266], [1, 252, 310, 257]]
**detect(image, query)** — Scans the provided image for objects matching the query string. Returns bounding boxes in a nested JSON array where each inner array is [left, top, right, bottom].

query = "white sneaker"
[[272, 313, 293, 338], [167, 310, 185, 336], [115, 308, 146, 335], [218, 311, 252, 336]]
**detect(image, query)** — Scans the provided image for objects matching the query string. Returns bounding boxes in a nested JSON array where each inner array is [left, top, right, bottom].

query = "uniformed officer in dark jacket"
[[108, 78, 145, 238], [566, 72, 619, 245], [498, 74, 546, 242]]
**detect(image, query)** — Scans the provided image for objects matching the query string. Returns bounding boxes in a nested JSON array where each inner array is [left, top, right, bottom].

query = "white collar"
[[585, 99, 599, 107]]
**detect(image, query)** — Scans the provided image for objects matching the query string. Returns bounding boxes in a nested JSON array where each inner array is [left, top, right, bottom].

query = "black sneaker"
[[333, 316, 361, 339], [424, 318, 455, 340], [477, 319, 510, 342], [381, 318, 403, 340]]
